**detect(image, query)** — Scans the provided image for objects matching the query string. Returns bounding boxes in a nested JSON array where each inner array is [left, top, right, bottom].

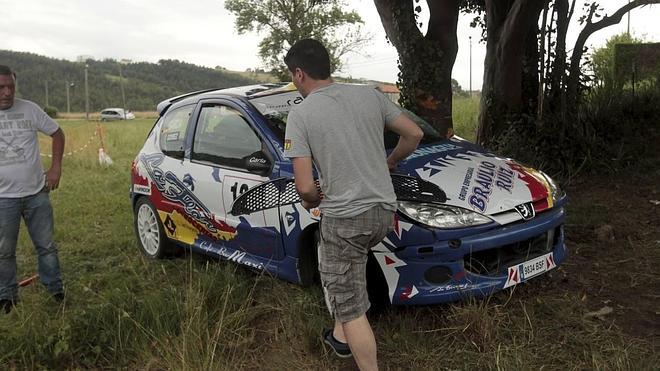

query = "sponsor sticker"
[[133, 184, 151, 195], [284, 139, 292, 150]]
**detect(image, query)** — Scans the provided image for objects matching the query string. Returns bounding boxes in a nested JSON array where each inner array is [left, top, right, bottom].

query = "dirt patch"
[[557, 162, 660, 343]]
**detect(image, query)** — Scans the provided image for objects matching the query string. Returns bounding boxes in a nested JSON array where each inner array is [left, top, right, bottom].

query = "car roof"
[[156, 82, 294, 116]]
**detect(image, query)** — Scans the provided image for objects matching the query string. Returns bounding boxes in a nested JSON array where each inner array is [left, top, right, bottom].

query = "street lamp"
[[44, 80, 49, 107], [65, 80, 75, 114], [469, 36, 472, 97], [118, 61, 127, 120], [84, 64, 89, 120]]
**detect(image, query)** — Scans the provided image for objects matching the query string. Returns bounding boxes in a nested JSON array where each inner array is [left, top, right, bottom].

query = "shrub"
[[44, 106, 58, 118]]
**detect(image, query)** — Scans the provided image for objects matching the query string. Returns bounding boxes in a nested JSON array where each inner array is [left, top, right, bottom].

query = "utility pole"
[[627, 0, 631, 35], [118, 62, 127, 120], [65, 80, 74, 114], [469, 36, 472, 96], [84, 64, 89, 120], [44, 80, 49, 107]]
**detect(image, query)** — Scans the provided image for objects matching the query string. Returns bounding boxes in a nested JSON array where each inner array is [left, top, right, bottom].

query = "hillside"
[[0, 50, 262, 112]]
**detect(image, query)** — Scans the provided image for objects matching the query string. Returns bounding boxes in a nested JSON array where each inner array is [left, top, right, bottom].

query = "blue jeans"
[[0, 190, 63, 300]]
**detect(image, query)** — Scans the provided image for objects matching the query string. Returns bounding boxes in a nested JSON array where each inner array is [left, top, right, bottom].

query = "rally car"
[[131, 83, 567, 305]]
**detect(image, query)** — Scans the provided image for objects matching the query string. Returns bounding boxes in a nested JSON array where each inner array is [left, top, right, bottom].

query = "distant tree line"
[[0, 50, 259, 112]]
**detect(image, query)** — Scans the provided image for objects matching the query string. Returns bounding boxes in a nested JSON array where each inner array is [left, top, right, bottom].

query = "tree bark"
[[374, 0, 458, 137], [476, 0, 546, 146]]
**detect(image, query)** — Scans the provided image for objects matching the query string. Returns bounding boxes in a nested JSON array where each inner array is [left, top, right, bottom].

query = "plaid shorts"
[[318, 205, 394, 322]]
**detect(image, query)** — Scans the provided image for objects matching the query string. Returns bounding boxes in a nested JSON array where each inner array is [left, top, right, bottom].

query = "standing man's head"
[[284, 39, 332, 97], [0, 65, 17, 110]]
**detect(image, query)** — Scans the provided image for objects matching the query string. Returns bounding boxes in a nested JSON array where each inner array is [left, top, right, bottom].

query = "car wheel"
[[299, 227, 320, 286], [367, 252, 391, 310], [134, 197, 171, 258]]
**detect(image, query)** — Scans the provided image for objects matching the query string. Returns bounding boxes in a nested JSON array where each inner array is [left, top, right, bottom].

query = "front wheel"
[[134, 197, 171, 258]]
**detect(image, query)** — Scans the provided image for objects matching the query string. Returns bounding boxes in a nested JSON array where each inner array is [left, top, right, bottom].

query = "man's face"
[[0, 74, 16, 110], [290, 67, 308, 98]]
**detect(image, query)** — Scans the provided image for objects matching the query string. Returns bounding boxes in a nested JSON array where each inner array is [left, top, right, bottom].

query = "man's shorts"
[[318, 205, 394, 322]]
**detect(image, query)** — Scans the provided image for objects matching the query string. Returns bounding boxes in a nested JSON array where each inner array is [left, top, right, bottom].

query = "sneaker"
[[0, 299, 15, 314], [322, 329, 352, 358], [52, 292, 65, 302]]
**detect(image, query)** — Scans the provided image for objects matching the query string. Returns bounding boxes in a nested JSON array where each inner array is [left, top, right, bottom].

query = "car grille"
[[464, 226, 561, 276]]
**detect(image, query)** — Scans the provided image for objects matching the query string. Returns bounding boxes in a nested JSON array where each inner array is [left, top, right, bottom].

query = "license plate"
[[503, 252, 556, 288]]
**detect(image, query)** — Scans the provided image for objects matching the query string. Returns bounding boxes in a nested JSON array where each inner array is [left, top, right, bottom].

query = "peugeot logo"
[[515, 202, 535, 220]]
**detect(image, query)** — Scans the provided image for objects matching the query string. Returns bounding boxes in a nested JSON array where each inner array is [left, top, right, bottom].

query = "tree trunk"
[[374, 0, 458, 137], [476, 0, 546, 146]]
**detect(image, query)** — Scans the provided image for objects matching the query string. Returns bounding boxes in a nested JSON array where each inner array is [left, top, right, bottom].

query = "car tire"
[[134, 197, 172, 259], [367, 252, 391, 311], [298, 227, 320, 286]]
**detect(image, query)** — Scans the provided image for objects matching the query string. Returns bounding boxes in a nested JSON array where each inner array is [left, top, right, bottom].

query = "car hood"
[[396, 136, 555, 223]]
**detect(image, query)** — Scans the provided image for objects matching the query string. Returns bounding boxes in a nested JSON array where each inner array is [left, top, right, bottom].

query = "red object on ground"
[[18, 274, 39, 287]]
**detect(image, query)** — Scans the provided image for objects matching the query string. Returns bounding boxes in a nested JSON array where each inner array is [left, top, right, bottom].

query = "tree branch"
[[567, 0, 659, 100], [373, 0, 422, 51]]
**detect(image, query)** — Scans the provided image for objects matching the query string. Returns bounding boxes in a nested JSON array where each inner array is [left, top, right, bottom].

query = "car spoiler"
[[156, 88, 220, 117]]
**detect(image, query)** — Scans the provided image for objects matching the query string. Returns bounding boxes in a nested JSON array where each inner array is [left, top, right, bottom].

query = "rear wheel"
[[134, 197, 172, 258]]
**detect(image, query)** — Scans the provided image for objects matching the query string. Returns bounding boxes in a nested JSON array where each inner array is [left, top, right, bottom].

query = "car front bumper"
[[373, 206, 567, 305]]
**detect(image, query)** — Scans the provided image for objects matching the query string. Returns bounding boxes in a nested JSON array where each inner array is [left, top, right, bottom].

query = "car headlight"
[[398, 201, 493, 229], [540, 171, 564, 202]]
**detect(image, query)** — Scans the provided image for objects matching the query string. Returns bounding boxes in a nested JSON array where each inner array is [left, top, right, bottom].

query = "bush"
[[44, 106, 58, 118], [493, 79, 659, 181]]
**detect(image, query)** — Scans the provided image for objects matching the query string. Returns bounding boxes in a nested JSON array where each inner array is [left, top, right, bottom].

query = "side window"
[[192, 104, 263, 168], [159, 105, 195, 158]]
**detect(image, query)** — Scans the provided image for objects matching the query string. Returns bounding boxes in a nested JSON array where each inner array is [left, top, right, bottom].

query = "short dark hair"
[[0, 65, 15, 78], [284, 39, 331, 80]]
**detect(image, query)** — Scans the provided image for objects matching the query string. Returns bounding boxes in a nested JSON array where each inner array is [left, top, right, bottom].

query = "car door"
[[186, 100, 284, 260], [143, 103, 201, 245]]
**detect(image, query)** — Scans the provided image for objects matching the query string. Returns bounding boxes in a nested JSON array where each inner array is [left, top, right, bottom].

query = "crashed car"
[[131, 83, 567, 305]]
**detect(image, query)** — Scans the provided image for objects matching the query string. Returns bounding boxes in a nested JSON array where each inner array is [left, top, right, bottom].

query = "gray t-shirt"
[[284, 83, 401, 217], [0, 98, 60, 197]]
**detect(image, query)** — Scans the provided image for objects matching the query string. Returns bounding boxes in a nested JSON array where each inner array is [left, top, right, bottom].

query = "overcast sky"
[[1, 0, 658, 90]]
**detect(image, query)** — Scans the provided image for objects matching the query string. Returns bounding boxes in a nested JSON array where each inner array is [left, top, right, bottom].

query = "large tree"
[[225, 0, 369, 79], [374, 0, 658, 147], [374, 0, 459, 137]]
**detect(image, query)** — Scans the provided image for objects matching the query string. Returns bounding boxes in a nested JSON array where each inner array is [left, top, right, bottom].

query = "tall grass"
[[452, 95, 480, 142], [0, 118, 656, 369]]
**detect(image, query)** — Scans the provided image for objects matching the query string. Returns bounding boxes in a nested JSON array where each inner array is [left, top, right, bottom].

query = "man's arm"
[[292, 156, 321, 209], [386, 113, 423, 171], [45, 128, 65, 190]]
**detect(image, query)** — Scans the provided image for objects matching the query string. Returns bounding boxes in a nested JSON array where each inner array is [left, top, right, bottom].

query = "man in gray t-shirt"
[[0, 65, 66, 313], [284, 39, 422, 370]]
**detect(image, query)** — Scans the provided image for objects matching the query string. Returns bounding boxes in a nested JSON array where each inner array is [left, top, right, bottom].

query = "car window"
[[192, 104, 263, 168], [159, 104, 195, 159], [262, 107, 441, 149]]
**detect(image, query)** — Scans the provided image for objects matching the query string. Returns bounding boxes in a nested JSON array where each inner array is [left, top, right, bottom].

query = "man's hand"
[[46, 128, 65, 191], [386, 113, 423, 170], [302, 199, 321, 210], [44, 166, 62, 191], [292, 156, 322, 208], [387, 157, 397, 172]]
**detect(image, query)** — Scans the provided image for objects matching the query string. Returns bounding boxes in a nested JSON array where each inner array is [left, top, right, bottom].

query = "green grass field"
[[0, 100, 656, 369]]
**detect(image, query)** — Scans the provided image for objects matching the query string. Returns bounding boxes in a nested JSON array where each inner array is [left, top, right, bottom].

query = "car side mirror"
[[245, 151, 272, 176]]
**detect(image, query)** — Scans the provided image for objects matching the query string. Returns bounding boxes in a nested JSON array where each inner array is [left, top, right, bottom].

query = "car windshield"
[[263, 108, 442, 149]]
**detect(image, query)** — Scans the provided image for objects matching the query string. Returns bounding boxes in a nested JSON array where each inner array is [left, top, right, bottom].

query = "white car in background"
[[100, 108, 135, 121]]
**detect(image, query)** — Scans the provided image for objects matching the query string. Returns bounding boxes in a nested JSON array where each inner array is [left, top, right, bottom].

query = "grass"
[[452, 95, 480, 141], [0, 115, 656, 369]]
